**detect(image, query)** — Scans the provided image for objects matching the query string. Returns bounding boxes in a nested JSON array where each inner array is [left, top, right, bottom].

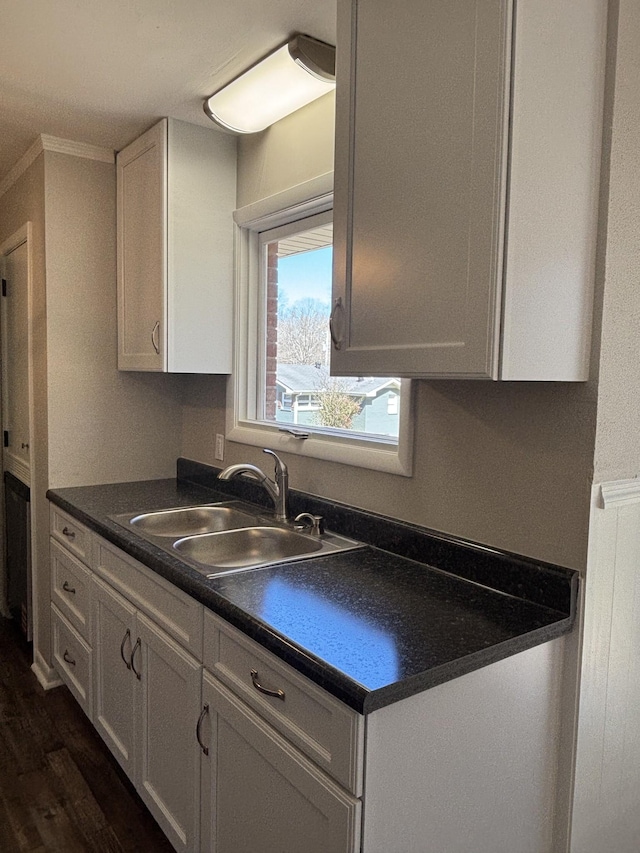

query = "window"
[[229, 182, 412, 476]]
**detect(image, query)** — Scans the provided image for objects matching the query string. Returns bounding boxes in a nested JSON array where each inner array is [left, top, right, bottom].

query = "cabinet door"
[[117, 118, 166, 371], [136, 612, 202, 853], [201, 672, 361, 853], [332, 0, 511, 378], [93, 576, 137, 777]]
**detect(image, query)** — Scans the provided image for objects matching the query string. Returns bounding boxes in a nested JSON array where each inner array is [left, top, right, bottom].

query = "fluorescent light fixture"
[[203, 34, 335, 134]]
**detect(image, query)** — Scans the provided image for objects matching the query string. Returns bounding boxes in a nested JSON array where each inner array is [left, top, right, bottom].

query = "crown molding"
[[0, 135, 115, 199], [600, 478, 640, 509], [39, 135, 114, 163]]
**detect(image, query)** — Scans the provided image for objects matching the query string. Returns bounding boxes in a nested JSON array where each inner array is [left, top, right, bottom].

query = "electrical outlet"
[[215, 433, 225, 461]]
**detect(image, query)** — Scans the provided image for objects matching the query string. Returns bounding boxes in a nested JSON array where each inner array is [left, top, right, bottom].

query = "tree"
[[313, 375, 362, 430], [278, 298, 329, 365]]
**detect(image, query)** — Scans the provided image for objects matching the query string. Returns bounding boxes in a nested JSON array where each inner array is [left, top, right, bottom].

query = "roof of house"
[[276, 364, 399, 397]]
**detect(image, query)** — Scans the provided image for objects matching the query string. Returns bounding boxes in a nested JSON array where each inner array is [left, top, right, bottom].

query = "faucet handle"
[[294, 513, 325, 537], [263, 448, 288, 476]]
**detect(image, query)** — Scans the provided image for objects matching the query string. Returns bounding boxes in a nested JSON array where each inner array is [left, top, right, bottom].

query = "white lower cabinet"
[[92, 573, 202, 853], [50, 511, 565, 853], [51, 518, 363, 853], [199, 671, 361, 853]]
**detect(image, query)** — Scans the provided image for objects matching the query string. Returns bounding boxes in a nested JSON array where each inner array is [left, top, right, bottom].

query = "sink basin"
[[110, 503, 364, 577], [174, 526, 323, 571], [124, 505, 256, 538]]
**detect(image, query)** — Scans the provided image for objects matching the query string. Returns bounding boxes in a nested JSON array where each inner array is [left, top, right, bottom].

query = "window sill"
[[227, 419, 413, 477]]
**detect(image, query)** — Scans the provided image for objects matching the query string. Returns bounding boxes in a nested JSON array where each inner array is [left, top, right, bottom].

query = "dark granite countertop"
[[47, 465, 578, 714]]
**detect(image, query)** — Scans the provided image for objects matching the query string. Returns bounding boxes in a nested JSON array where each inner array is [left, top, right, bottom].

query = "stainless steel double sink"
[[110, 502, 363, 578]]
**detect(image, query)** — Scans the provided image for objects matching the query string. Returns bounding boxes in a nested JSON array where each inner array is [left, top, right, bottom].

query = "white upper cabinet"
[[117, 118, 236, 373], [331, 0, 606, 380]]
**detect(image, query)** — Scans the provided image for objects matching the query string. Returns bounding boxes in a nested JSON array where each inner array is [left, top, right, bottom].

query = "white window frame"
[[227, 175, 413, 476]]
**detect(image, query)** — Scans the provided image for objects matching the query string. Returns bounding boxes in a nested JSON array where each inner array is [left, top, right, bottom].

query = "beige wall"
[[568, 6, 640, 849], [0, 154, 50, 662], [0, 148, 185, 672], [44, 151, 182, 487], [37, 149, 182, 669], [592, 0, 640, 484], [236, 92, 335, 207], [181, 94, 603, 570]]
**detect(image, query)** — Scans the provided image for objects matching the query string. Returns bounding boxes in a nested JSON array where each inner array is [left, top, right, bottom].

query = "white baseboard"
[[31, 649, 62, 690]]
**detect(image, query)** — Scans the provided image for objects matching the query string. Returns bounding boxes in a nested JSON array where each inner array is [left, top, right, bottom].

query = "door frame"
[[0, 222, 35, 623]]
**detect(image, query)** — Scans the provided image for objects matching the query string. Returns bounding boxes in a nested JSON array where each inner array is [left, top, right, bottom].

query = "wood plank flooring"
[[0, 618, 174, 852]]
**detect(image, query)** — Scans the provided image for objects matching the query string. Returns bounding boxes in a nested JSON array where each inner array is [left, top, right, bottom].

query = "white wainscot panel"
[[571, 479, 640, 853]]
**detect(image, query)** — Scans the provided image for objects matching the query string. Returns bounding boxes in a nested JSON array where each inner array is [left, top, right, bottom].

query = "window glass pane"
[[262, 221, 401, 440]]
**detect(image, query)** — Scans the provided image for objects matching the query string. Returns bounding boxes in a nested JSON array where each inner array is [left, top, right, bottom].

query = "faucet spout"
[[218, 449, 289, 523], [217, 463, 268, 484]]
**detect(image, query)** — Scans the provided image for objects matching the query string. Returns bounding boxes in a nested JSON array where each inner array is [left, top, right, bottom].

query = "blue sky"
[[277, 246, 332, 306]]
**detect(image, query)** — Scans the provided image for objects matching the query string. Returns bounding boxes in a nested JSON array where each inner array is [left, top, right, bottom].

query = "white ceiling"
[[0, 0, 337, 183]]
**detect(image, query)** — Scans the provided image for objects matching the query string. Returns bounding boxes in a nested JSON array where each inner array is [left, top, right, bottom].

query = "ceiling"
[[0, 0, 337, 183]]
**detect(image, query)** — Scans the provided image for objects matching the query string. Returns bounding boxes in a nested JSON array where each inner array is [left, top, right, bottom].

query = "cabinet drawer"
[[51, 604, 93, 718], [94, 536, 203, 658], [203, 610, 364, 795], [50, 539, 93, 640], [50, 505, 92, 565]]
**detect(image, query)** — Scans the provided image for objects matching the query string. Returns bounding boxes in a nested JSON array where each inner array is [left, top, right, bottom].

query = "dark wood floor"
[[0, 618, 174, 852]]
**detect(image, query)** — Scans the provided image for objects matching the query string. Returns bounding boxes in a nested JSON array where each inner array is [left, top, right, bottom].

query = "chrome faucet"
[[218, 449, 289, 522]]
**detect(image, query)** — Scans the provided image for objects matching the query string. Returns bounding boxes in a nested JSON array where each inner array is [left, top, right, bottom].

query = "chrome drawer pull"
[[120, 629, 132, 670], [131, 637, 142, 680], [250, 669, 285, 701], [62, 580, 76, 595], [151, 320, 160, 354], [62, 526, 76, 540], [196, 703, 210, 756], [63, 649, 76, 666]]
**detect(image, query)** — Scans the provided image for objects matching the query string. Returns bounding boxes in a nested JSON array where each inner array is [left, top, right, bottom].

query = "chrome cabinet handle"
[[62, 580, 76, 595], [131, 637, 142, 680], [151, 321, 160, 354], [120, 628, 132, 670], [63, 650, 76, 666], [250, 669, 285, 701], [62, 526, 76, 540], [196, 703, 210, 756], [329, 297, 345, 351]]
